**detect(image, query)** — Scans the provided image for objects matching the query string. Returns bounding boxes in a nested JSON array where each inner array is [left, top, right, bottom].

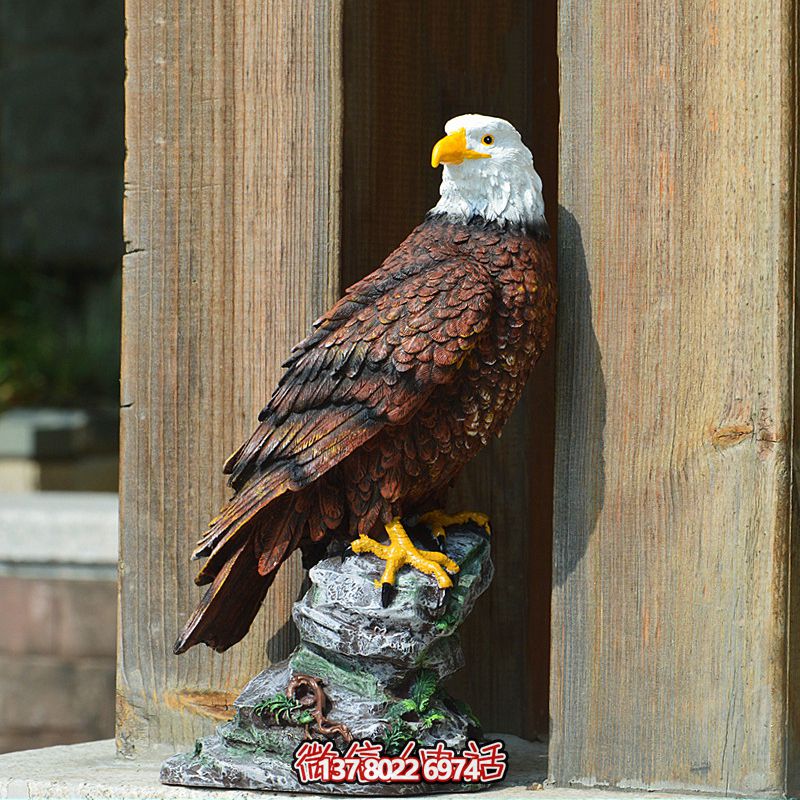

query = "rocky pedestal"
[[161, 527, 494, 794]]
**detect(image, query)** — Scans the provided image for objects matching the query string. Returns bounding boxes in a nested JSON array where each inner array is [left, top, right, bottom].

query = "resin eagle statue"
[[175, 114, 556, 654]]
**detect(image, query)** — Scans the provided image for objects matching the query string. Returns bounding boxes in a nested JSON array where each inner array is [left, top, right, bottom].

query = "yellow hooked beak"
[[431, 128, 491, 168]]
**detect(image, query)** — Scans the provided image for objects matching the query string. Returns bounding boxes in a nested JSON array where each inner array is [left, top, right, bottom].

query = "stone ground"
[[0, 736, 732, 799]]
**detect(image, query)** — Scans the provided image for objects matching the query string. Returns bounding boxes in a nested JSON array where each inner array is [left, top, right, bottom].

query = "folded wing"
[[174, 252, 495, 654]]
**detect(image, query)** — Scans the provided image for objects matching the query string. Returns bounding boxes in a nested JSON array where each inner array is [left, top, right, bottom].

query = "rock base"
[[162, 528, 494, 794]]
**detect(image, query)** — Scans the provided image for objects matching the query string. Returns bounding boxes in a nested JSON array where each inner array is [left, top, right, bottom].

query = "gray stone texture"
[[162, 529, 495, 794], [1, 737, 566, 800], [0, 491, 118, 570]]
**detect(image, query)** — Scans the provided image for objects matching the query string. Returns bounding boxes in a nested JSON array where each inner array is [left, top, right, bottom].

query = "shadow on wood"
[[342, 0, 558, 740], [552, 208, 606, 589]]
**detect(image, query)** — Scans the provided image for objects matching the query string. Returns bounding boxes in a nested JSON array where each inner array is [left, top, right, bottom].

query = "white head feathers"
[[430, 114, 546, 233]]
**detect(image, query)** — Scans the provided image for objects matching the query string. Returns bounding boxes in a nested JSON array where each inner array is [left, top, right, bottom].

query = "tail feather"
[[173, 541, 274, 654], [192, 470, 289, 561], [194, 495, 288, 586], [175, 494, 309, 654]]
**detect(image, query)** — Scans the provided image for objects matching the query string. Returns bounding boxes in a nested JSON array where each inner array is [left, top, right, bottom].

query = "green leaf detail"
[[435, 610, 459, 631], [410, 670, 438, 714], [420, 710, 446, 730], [254, 693, 302, 725], [381, 720, 413, 756], [388, 699, 418, 718]]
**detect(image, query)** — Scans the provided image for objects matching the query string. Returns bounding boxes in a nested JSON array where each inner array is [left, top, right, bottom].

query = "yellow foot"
[[351, 518, 460, 601], [418, 510, 492, 541]]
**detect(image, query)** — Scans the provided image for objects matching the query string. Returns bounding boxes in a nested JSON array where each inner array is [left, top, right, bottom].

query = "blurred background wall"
[[0, 0, 123, 753]]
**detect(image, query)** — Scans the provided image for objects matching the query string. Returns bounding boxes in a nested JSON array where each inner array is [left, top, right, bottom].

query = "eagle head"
[[430, 113, 545, 233]]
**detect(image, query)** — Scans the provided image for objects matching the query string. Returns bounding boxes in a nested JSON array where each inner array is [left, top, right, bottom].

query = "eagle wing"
[[194, 254, 495, 563]]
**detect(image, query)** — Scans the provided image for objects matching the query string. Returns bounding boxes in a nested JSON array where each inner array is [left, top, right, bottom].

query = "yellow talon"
[[351, 518, 460, 591], [419, 510, 492, 540]]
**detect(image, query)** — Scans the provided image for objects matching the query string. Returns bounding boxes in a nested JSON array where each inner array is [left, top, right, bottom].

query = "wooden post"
[[119, 0, 342, 752], [552, 0, 797, 794]]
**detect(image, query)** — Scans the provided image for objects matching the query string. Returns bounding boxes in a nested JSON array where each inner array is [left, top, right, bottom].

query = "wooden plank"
[[119, 0, 342, 752], [342, 0, 558, 740], [552, 0, 797, 793]]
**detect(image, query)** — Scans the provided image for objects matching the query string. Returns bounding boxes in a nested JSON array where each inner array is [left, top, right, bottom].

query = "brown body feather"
[[174, 215, 556, 654]]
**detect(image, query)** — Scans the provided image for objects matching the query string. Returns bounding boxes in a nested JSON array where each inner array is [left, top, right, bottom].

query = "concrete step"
[[0, 737, 730, 799]]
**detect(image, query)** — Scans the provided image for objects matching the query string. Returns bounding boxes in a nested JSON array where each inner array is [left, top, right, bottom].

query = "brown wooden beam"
[[119, 0, 342, 752], [552, 0, 797, 793]]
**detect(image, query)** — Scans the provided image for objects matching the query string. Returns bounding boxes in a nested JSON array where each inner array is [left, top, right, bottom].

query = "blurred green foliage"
[[0, 262, 120, 410]]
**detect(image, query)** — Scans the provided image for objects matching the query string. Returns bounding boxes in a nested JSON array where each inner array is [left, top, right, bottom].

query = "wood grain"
[[119, 0, 342, 752], [552, 0, 797, 793], [342, 0, 558, 739]]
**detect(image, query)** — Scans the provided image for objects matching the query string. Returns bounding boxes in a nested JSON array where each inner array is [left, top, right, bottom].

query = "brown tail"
[[174, 492, 314, 654], [173, 539, 274, 654]]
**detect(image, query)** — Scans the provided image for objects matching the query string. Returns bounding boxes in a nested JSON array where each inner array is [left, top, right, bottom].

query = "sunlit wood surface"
[[552, 0, 798, 793], [119, 0, 342, 751]]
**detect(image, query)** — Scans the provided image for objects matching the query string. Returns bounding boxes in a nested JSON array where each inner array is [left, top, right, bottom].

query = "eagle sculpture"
[[175, 114, 556, 654]]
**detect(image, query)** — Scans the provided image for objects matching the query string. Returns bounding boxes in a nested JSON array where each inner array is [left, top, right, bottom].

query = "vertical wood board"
[[553, 0, 796, 793], [119, 0, 342, 752]]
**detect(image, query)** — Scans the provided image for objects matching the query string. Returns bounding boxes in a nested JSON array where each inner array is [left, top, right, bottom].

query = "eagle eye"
[[482, 134, 495, 146]]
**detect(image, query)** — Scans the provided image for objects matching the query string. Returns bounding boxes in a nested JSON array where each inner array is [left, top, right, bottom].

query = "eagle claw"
[[419, 510, 492, 541], [381, 582, 395, 608], [351, 518, 460, 601]]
